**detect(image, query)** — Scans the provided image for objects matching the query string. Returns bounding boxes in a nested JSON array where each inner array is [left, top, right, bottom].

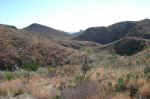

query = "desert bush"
[[5, 72, 15, 80], [22, 62, 40, 72], [114, 77, 126, 91], [118, 77, 124, 86], [22, 62, 40, 82], [126, 73, 133, 79], [108, 82, 112, 87], [144, 66, 150, 74]]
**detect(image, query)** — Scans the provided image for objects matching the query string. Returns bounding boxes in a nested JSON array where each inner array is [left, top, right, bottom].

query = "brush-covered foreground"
[[0, 66, 150, 99], [0, 47, 150, 99]]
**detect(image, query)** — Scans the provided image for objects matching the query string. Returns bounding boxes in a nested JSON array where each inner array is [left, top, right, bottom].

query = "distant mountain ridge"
[[24, 23, 71, 40], [73, 19, 150, 44]]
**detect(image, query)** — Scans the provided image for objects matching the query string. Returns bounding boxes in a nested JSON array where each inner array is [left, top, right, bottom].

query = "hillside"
[[1, 20, 150, 99], [0, 24, 102, 71], [98, 37, 150, 56], [73, 19, 150, 44], [24, 23, 71, 40], [0, 24, 76, 70]]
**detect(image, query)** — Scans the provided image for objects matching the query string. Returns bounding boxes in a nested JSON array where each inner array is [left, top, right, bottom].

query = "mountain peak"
[[27, 23, 49, 28], [24, 23, 71, 40]]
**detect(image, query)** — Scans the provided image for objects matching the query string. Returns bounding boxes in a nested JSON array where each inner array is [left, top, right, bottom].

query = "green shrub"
[[6, 72, 15, 80], [144, 66, 150, 74], [118, 77, 124, 85], [22, 62, 40, 82], [22, 62, 40, 72], [108, 82, 112, 87], [114, 77, 125, 91], [115, 83, 120, 91], [126, 73, 133, 79]]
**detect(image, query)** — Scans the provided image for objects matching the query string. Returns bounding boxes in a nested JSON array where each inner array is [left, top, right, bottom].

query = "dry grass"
[[63, 81, 100, 99], [0, 74, 63, 99], [111, 93, 132, 99], [0, 66, 150, 99], [61, 65, 150, 99], [139, 82, 150, 97]]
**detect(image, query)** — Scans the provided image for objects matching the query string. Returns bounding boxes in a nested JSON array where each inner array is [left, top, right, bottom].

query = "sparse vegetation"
[[1, 19, 150, 99]]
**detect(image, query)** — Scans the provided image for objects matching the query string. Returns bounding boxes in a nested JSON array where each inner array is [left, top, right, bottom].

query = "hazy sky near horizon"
[[0, 0, 150, 32]]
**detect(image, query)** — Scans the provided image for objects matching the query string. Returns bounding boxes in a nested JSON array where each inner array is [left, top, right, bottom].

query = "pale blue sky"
[[0, 0, 150, 32]]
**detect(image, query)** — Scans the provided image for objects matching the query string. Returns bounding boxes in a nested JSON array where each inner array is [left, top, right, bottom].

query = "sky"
[[0, 0, 150, 32]]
